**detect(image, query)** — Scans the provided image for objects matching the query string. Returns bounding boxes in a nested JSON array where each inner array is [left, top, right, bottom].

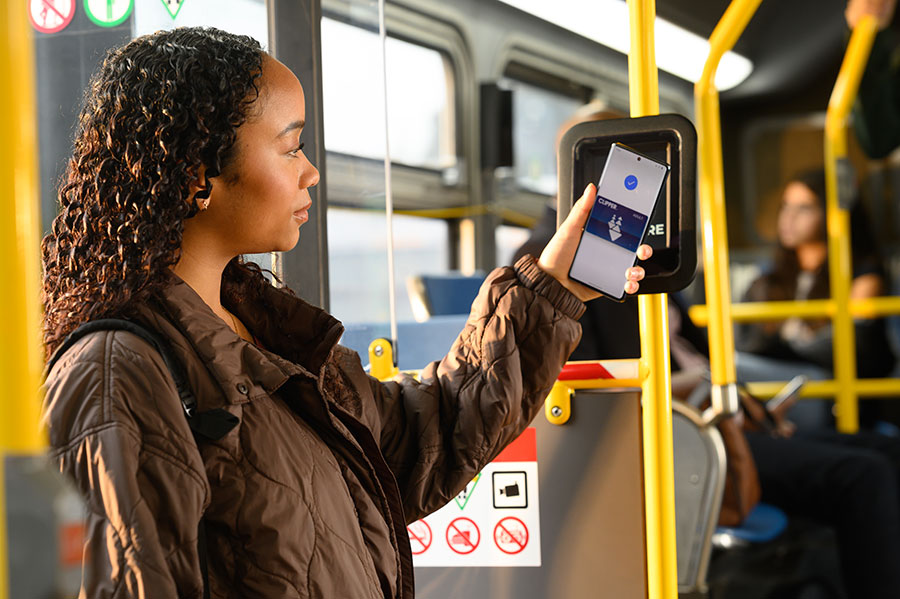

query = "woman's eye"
[[289, 141, 305, 155]]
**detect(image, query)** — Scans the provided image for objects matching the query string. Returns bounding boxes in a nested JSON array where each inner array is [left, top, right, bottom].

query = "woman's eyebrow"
[[277, 120, 305, 137]]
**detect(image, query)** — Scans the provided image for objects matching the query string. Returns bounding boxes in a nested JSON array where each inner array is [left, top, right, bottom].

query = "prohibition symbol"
[[407, 520, 432, 555], [494, 517, 529, 555], [84, 0, 134, 27], [446, 517, 480, 555], [29, 0, 76, 34]]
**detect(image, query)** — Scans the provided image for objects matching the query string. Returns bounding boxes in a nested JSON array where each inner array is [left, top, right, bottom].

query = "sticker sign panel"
[[411, 428, 541, 567], [84, 0, 134, 27], [29, 0, 76, 33]]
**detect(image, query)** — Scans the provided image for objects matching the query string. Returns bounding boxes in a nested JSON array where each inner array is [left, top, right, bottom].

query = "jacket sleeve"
[[368, 255, 585, 522], [42, 332, 209, 599], [853, 28, 900, 159]]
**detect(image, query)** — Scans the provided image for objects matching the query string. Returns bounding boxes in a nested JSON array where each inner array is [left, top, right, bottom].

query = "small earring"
[[199, 197, 210, 211]]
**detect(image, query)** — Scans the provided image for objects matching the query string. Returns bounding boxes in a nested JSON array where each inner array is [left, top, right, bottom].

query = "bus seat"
[[407, 272, 485, 321], [672, 401, 727, 596], [341, 315, 469, 371], [712, 503, 788, 548]]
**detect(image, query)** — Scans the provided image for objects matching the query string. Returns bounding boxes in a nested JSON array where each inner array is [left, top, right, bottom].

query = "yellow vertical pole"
[[1, 1, 46, 596], [626, 2, 677, 597], [695, 0, 761, 396], [824, 16, 877, 433]]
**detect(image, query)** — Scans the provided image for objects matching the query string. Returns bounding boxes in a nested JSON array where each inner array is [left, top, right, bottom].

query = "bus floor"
[[706, 518, 845, 599]]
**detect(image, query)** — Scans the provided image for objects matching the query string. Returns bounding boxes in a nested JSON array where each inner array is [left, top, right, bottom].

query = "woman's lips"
[[293, 204, 311, 223]]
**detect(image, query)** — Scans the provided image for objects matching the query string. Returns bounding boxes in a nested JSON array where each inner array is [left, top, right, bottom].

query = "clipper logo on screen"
[[585, 195, 648, 252]]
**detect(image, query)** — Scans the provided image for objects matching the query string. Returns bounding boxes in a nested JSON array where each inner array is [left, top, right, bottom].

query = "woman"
[[735, 169, 895, 429], [41, 28, 648, 598]]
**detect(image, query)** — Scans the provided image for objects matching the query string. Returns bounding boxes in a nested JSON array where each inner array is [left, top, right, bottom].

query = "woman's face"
[[777, 181, 824, 249], [205, 56, 319, 254]]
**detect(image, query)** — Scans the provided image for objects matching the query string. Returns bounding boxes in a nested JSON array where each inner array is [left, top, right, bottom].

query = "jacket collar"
[[136, 269, 344, 408]]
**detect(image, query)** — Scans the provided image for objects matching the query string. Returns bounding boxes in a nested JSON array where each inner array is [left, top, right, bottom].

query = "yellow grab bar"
[[825, 15, 878, 432], [689, 296, 900, 325], [1, 1, 45, 596], [747, 378, 900, 400], [695, 0, 762, 391], [627, 1, 678, 597]]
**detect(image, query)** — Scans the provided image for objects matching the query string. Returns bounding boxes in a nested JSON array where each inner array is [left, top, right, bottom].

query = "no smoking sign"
[[29, 0, 76, 34]]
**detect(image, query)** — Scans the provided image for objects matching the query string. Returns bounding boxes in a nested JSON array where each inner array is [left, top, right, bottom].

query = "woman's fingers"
[[636, 244, 653, 261]]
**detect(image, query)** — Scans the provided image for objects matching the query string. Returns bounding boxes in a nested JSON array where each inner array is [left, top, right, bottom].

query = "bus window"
[[503, 78, 583, 196], [328, 209, 449, 324], [322, 17, 456, 170], [496, 224, 531, 267]]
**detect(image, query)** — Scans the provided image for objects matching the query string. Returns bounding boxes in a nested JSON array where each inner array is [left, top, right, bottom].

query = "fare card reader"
[[557, 114, 697, 294]]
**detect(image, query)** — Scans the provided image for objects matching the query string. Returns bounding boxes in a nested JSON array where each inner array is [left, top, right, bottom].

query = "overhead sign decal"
[[29, 0, 76, 34], [84, 0, 134, 27], [411, 428, 541, 567], [160, 0, 184, 19]]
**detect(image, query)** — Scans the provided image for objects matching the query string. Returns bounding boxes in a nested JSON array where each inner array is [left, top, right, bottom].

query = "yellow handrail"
[[824, 15, 878, 432], [689, 296, 900, 324], [1, 0, 46, 596], [626, 1, 678, 597], [695, 0, 762, 390], [747, 378, 900, 399]]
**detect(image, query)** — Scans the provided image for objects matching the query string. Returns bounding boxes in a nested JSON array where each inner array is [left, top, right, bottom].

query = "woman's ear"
[[188, 165, 210, 210]]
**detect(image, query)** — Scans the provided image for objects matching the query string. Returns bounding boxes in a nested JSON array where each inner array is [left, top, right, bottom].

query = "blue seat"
[[713, 502, 788, 547], [407, 272, 485, 320]]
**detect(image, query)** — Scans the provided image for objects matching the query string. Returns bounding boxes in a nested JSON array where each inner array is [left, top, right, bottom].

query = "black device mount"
[[557, 114, 698, 294]]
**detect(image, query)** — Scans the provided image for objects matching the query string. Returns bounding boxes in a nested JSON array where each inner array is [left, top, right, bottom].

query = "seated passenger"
[[735, 168, 896, 430], [515, 207, 900, 599], [40, 28, 651, 596]]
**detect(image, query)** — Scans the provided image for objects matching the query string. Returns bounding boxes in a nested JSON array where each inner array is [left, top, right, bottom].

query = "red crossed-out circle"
[[446, 517, 480, 555], [29, 0, 76, 34], [407, 520, 432, 555], [493, 517, 529, 555]]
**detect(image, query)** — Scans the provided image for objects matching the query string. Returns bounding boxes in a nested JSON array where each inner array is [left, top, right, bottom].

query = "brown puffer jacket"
[[42, 255, 585, 598]]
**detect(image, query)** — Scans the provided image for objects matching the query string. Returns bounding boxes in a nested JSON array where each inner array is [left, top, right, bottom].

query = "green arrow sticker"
[[454, 473, 481, 510], [84, 0, 133, 27], [161, 0, 185, 19]]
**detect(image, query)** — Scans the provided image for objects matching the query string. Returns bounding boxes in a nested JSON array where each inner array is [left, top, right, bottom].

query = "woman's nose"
[[301, 161, 320, 189]]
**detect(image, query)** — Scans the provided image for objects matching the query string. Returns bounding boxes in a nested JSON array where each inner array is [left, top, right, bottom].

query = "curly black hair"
[[42, 27, 270, 356]]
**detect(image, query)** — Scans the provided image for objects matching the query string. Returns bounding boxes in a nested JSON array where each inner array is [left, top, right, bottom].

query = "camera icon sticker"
[[492, 471, 528, 509], [624, 175, 638, 190]]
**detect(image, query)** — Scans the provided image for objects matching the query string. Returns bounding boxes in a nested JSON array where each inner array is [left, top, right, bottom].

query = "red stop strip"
[[558, 362, 614, 381]]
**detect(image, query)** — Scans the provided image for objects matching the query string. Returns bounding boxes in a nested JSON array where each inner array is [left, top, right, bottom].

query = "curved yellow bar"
[[825, 15, 878, 432], [695, 0, 762, 389], [627, 1, 678, 597]]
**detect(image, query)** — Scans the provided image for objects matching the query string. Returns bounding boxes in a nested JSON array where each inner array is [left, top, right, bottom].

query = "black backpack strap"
[[48, 318, 238, 440], [48, 318, 239, 597]]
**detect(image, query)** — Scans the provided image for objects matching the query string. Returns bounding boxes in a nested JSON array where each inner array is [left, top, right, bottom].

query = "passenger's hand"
[[538, 183, 652, 302], [846, 0, 896, 29]]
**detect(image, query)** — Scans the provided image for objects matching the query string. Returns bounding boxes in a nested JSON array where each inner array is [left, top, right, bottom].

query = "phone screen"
[[569, 143, 669, 300]]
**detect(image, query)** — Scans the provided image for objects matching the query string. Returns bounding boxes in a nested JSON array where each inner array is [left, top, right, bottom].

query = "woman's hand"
[[537, 183, 653, 302]]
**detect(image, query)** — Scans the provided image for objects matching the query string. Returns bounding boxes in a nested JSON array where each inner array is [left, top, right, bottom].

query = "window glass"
[[505, 79, 582, 195], [322, 17, 455, 169], [496, 224, 532, 267], [328, 209, 449, 324]]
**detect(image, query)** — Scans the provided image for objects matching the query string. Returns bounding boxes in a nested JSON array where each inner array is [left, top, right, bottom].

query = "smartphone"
[[569, 143, 670, 300], [766, 375, 808, 413]]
